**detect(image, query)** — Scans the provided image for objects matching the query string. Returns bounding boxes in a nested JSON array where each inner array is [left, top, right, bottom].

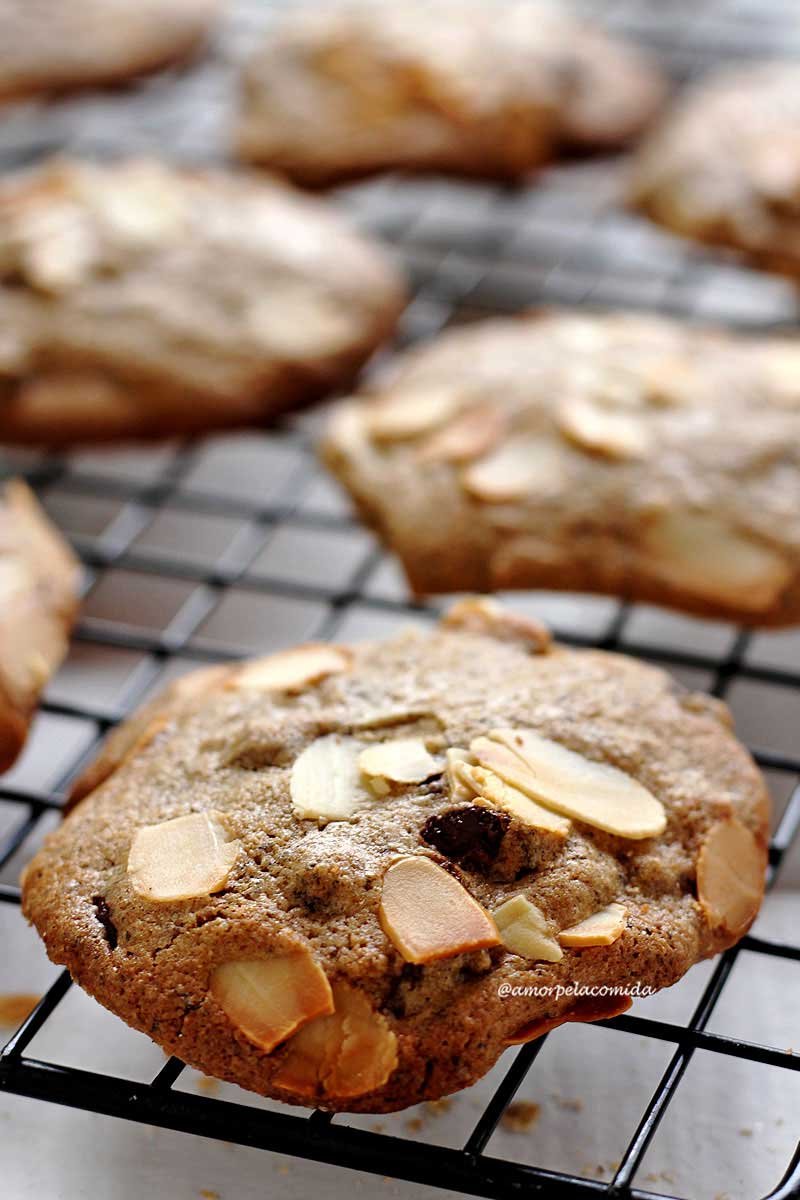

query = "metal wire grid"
[[1, 0, 800, 1197]]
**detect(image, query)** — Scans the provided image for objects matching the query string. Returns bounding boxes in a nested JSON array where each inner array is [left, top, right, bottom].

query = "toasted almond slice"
[[358, 737, 441, 786], [559, 902, 627, 947], [474, 730, 666, 840], [446, 747, 477, 802], [557, 397, 651, 460], [416, 404, 507, 464], [0, 558, 33, 600], [379, 855, 500, 963], [463, 763, 571, 837], [697, 819, 765, 937], [127, 811, 241, 902], [230, 644, 351, 694], [273, 982, 398, 1099], [492, 894, 563, 961], [290, 734, 371, 823], [642, 511, 791, 613], [366, 388, 465, 442], [441, 596, 550, 653], [211, 953, 334, 1053], [462, 435, 568, 503]]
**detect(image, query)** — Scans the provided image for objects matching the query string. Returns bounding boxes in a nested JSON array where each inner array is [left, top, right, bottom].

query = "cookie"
[[235, 1, 665, 186], [0, 158, 405, 444], [0, 0, 223, 102], [22, 598, 768, 1112], [0, 479, 80, 771], [323, 309, 800, 626], [630, 62, 800, 277]]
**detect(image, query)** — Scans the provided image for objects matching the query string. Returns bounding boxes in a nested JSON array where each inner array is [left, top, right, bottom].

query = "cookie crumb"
[[739, 1127, 753, 1137], [553, 1094, 583, 1112], [501, 1101, 541, 1133], [0, 993, 40, 1027], [405, 1117, 424, 1133], [371, 1122, 385, 1134], [425, 1098, 453, 1117], [199, 1191, 220, 1200], [197, 1077, 219, 1096]]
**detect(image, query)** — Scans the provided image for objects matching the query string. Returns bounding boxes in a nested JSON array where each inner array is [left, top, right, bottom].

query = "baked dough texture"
[[0, 158, 406, 444], [0, 0, 223, 101], [236, 0, 666, 185], [0, 479, 80, 771], [23, 600, 769, 1112], [323, 310, 800, 626], [630, 62, 800, 277]]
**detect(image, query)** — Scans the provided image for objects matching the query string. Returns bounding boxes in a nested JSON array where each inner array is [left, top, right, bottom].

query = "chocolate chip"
[[92, 895, 118, 950], [421, 805, 509, 871]]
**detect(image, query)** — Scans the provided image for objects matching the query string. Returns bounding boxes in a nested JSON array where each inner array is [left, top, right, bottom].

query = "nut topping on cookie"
[[492, 894, 563, 961], [559, 902, 627, 947], [274, 982, 398, 1099], [230, 644, 351, 693], [642, 510, 791, 613], [697, 819, 765, 937], [291, 734, 373, 823], [211, 953, 334, 1053], [442, 596, 550, 652], [358, 738, 442, 790], [557, 397, 651, 460], [474, 730, 666, 839], [127, 811, 241, 901], [366, 388, 465, 441], [462, 435, 569, 502], [379, 855, 500, 963], [458, 761, 571, 836], [416, 404, 507, 464]]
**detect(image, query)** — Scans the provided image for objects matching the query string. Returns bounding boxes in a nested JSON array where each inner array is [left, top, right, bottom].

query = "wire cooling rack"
[[2, 2, 800, 1198]]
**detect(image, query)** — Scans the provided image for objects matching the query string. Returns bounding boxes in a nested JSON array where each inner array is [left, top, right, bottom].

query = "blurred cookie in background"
[[323, 309, 800, 626], [630, 62, 800, 279], [0, 0, 225, 102], [0, 479, 80, 772], [0, 158, 406, 444], [235, 0, 666, 186]]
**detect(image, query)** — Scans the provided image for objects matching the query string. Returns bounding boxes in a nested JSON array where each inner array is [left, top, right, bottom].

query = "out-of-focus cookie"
[[0, 158, 405, 444], [236, 1, 665, 185], [630, 62, 800, 277], [0, 0, 224, 102], [323, 309, 800, 626], [0, 479, 80, 771], [23, 599, 768, 1111]]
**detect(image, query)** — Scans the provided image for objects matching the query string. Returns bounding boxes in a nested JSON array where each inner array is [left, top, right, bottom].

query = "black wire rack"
[[2, 2, 800, 1198]]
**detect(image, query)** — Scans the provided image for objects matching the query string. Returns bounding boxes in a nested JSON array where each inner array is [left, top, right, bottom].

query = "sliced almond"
[[379, 855, 500, 963], [642, 511, 791, 613], [462, 762, 571, 837], [230, 644, 350, 694], [473, 730, 666, 840], [366, 388, 465, 442], [559, 902, 627, 948], [273, 982, 398, 1099], [0, 557, 32, 600], [211, 952, 334, 1053], [416, 404, 507, 464], [290, 734, 370, 823], [462, 435, 568, 503], [127, 811, 241, 902], [492, 894, 563, 961], [358, 737, 441, 788], [441, 596, 550, 653], [446, 747, 477, 803], [557, 397, 651, 461], [697, 819, 765, 937]]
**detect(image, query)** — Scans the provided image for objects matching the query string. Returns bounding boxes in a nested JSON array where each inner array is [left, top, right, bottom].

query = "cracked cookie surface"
[[323, 309, 800, 626], [236, 0, 665, 185], [23, 599, 768, 1111], [0, 158, 405, 443]]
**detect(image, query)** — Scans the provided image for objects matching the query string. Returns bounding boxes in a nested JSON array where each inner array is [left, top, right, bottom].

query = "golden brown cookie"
[[0, 0, 223, 102], [630, 62, 800, 277], [0, 479, 80, 771], [323, 309, 800, 626], [23, 600, 768, 1112], [0, 158, 405, 444], [236, 1, 665, 185]]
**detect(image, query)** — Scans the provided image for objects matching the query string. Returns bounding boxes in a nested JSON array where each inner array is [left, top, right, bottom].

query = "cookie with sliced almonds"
[[0, 157, 404, 444], [23, 599, 768, 1113], [0, 479, 80, 772], [323, 309, 800, 625]]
